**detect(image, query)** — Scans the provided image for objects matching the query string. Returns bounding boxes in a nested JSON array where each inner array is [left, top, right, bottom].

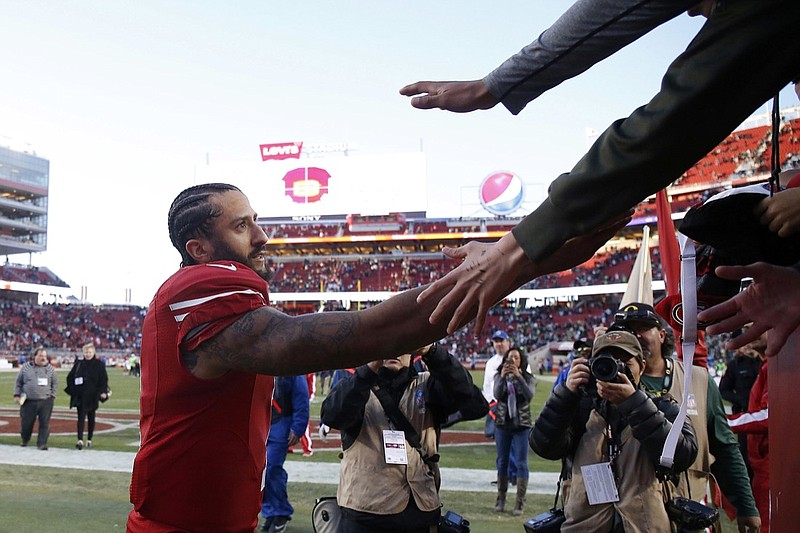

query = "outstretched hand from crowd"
[[399, 80, 498, 113], [417, 212, 631, 335], [755, 186, 800, 237], [698, 262, 800, 357]]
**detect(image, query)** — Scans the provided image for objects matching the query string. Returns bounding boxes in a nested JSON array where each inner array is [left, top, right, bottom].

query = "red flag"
[[655, 190, 680, 296], [654, 189, 707, 367]]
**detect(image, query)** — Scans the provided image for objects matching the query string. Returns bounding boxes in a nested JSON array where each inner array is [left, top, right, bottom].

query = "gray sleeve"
[[483, 0, 695, 115]]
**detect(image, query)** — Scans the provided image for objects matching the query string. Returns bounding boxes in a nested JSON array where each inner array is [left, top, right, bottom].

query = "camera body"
[[439, 510, 470, 533], [580, 349, 631, 397], [523, 508, 566, 533], [666, 497, 719, 531]]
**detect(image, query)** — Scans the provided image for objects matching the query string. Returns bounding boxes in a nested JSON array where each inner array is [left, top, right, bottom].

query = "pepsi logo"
[[479, 171, 524, 216]]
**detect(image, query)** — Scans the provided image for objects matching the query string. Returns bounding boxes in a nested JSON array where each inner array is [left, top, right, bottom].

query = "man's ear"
[[185, 239, 212, 264]]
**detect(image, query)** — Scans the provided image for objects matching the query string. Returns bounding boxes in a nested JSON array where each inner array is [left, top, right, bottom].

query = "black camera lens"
[[590, 352, 625, 382]]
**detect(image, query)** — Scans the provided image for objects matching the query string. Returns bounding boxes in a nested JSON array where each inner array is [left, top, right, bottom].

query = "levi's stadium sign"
[[260, 142, 303, 161]]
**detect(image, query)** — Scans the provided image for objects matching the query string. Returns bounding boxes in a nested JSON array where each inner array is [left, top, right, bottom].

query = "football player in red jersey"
[[127, 183, 621, 532]]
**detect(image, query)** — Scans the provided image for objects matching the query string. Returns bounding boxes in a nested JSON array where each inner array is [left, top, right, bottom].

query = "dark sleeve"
[[529, 383, 581, 460], [99, 363, 109, 395], [706, 376, 759, 517], [617, 390, 697, 472], [424, 343, 487, 423], [717, 359, 738, 406], [493, 373, 508, 402], [320, 365, 374, 437]]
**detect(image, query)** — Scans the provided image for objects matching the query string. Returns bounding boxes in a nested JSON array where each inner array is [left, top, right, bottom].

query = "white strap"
[[659, 234, 696, 469]]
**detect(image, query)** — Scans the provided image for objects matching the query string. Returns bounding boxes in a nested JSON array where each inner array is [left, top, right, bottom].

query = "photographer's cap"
[[615, 303, 663, 329], [592, 330, 643, 363], [491, 330, 509, 341]]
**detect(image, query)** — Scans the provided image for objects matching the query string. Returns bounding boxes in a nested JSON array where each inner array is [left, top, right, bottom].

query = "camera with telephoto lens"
[[439, 510, 470, 533]]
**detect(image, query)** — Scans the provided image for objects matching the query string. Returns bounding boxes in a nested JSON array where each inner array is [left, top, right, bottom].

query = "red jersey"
[[128, 261, 274, 533]]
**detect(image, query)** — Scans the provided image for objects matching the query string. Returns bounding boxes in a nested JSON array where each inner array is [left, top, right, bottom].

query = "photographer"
[[614, 303, 760, 532], [530, 329, 698, 532], [320, 342, 486, 533]]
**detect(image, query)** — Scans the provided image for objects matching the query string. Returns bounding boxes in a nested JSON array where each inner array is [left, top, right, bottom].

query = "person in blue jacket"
[[261, 375, 310, 532]]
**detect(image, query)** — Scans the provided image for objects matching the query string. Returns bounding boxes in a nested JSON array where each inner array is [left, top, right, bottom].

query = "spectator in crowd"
[[482, 330, 511, 439], [320, 343, 485, 533], [613, 303, 761, 531], [65, 343, 109, 450], [530, 329, 697, 531], [262, 375, 310, 533], [727, 329, 770, 531], [719, 332, 763, 478], [13, 347, 57, 450], [492, 347, 535, 516], [401, 0, 800, 337]]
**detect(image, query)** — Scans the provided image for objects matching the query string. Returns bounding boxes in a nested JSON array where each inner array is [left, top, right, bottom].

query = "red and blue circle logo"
[[479, 171, 524, 216]]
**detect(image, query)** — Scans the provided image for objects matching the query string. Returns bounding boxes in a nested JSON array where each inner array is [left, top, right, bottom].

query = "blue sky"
[[1, 1, 795, 305]]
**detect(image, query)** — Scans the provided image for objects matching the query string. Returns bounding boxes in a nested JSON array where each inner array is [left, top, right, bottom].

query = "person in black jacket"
[[320, 342, 486, 533], [530, 329, 697, 532], [65, 343, 109, 450]]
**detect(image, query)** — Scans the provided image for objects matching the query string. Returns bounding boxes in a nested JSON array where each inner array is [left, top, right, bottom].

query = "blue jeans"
[[494, 426, 529, 480]]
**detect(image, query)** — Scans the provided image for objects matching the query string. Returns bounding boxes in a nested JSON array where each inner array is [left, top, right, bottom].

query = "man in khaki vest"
[[321, 343, 486, 533], [614, 302, 761, 533]]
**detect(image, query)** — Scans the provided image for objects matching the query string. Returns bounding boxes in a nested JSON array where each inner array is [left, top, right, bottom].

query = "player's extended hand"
[[698, 262, 800, 357], [416, 212, 631, 335], [399, 80, 498, 113]]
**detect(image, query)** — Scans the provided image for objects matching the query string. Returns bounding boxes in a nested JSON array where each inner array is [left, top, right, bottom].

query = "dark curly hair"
[[167, 183, 241, 267]]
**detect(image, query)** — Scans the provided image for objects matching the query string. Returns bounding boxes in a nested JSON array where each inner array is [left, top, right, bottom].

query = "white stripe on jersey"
[[728, 408, 769, 429], [169, 288, 264, 322]]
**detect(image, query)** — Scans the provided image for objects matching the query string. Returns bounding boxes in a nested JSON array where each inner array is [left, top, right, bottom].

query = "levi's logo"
[[260, 142, 303, 161], [208, 263, 238, 271]]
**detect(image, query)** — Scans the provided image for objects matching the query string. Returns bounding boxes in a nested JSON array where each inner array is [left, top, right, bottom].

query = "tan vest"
[[668, 360, 712, 502], [337, 372, 440, 514], [563, 410, 672, 533]]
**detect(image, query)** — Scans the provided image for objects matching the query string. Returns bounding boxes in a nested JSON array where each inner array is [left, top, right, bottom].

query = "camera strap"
[[658, 234, 696, 469]]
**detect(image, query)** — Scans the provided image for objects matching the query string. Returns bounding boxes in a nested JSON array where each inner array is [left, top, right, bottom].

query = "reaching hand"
[[735, 514, 761, 533], [755, 187, 800, 237], [416, 212, 630, 335], [399, 80, 498, 113], [698, 262, 800, 357]]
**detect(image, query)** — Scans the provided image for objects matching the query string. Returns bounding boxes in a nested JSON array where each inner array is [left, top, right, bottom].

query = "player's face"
[[207, 191, 274, 281]]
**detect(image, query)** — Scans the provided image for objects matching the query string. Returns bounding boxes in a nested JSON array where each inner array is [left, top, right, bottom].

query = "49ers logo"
[[282, 167, 331, 203], [260, 142, 303, 161]]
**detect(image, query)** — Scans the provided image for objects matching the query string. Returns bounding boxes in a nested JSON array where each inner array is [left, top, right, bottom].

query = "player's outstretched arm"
[[188, 286, 452, 378], [399, 80, 498, 113], [417, 212, 630, 335], [699, 263, 800, 357]]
